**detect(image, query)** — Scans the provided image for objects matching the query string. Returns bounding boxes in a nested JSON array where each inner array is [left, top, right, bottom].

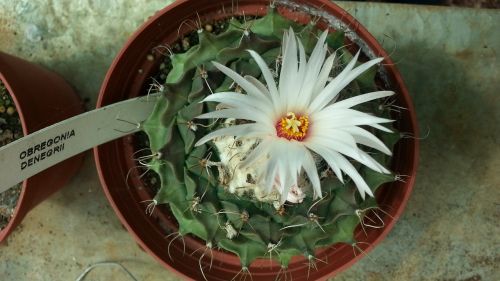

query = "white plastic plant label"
[[0, 95, 160, 193]]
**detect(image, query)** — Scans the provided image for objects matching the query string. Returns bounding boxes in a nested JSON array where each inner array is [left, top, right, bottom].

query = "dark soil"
[[0, 81, 23, 230]]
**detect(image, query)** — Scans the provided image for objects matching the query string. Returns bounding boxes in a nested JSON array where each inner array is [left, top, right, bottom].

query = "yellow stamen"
[[285, 112, 301, 133], [277, 112, 309, 141]]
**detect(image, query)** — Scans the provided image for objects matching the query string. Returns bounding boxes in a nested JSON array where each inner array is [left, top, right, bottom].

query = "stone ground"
[[0, 1, 498, 280]]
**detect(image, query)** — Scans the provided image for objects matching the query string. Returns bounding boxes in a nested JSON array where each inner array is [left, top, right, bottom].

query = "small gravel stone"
[[6, 106, 15, 115], [182, 38, 190, 50]]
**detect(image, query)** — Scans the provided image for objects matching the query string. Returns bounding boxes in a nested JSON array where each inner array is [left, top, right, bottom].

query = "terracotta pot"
[[95, 0, 418, 280], [0, 52, 84, 242]]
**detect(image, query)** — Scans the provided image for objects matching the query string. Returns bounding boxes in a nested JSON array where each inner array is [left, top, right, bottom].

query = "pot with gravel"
[[0, 81, 23, 231], [95, 0, 418, 280], [0, 51, 84, 242]]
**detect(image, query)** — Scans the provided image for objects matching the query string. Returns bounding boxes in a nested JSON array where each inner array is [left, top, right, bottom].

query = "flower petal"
[[312, 108, 394, 129], [212, 61, 270, 102], [310, 51, 384, 112], [197, 108, 272, 126], [282, 159, 298, 204], [263, 154, 279, 193], [195, 124, 271, 146], [312, 136, 387, 174], [202, 92, 273, 116], [297, 30, 329, 107], [309, 129, 359, 154], [288, 38, 308, 111], [279, 28, 299, 109], [329, 150, 374, 199], [305, 142, 344, 183], [311, 52, 336, 102], [338, 126, 392, 155], [371, 123, 394, 133], [247, 50, 281, 110], [244, 76, 269, 95], [302, 150, 322, 199], [308, 142, 375, 199], [240, 138, 272, 168], [308, 50, 360, 112], [329, 91, 394, 110], [357, 149, 391, 174], [309, 134, 361, 161]]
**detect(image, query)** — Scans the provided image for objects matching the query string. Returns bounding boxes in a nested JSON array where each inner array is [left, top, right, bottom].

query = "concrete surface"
[[0, 1, 498, 280]]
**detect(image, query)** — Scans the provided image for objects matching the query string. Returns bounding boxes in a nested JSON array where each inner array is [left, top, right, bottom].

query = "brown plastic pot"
[[0, 52, 84, 242], [95, 0, 418, 280]]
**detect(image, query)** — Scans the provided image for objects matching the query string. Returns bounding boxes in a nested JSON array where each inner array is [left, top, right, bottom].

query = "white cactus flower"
[[196, 28, 394, 202]]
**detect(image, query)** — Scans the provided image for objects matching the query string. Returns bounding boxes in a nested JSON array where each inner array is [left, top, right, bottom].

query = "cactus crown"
[[140, 6, 400, 277]]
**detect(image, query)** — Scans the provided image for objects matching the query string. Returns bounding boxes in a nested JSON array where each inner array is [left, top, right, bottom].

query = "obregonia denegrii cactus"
[[141, 7, 400, 274]]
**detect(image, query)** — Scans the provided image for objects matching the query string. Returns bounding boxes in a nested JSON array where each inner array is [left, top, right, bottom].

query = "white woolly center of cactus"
[[213, 124, 309, 204]]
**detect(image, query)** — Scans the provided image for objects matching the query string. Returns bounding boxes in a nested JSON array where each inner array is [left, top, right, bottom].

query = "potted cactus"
[[95, 0, 418, 280], [0, 51, 84, 242]]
